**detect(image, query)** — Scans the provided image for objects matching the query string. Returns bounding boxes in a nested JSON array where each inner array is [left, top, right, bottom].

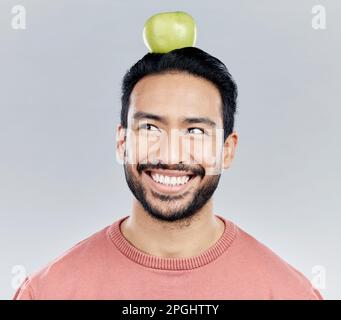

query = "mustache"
[[137, 162, 205, 177]]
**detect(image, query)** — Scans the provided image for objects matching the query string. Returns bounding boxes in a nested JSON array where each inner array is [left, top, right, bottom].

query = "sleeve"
[[13, 277, 35, 300], [309, 286, 324, 300]]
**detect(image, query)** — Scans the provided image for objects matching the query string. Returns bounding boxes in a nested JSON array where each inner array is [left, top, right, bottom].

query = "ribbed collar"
[[108, 214, 237, 271]]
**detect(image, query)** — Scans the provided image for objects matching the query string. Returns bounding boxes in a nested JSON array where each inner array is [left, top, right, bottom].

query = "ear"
[[222, 131, 238, 170], [115, 123, 126, 165]]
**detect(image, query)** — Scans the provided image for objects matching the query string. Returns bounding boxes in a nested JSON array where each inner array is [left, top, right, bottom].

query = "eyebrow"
[[133, 111, 216, 128]]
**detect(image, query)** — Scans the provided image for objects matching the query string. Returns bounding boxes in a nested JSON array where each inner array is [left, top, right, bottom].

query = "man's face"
[[117, 72, 234, 222]]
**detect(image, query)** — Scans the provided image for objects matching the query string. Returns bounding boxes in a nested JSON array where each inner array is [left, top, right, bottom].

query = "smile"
[[151, 172, 190, 185], [143, 170, 197, 194]]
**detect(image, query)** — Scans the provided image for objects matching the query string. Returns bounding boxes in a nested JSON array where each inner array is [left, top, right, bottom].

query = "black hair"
[[120, 47, 238, 141]]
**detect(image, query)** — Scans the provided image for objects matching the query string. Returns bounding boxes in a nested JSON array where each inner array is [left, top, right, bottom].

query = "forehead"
[[128, 72, 223, 125]]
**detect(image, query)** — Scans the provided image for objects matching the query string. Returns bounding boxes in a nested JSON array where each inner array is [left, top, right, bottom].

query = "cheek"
[[126, 132, 161, 164], [190, 137, 224, 175]]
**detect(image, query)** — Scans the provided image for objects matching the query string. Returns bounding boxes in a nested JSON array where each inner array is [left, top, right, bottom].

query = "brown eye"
[[140, 123, 159, 131]]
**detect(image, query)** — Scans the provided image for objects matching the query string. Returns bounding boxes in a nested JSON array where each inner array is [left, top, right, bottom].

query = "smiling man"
[[14, 47, 322, 300]]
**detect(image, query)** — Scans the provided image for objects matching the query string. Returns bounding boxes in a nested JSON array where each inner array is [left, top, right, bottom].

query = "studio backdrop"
[[0, 0, 340, 300]]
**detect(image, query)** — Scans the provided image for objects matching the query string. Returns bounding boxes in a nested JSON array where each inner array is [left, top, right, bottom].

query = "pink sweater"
[[13, 215, 323, 300]]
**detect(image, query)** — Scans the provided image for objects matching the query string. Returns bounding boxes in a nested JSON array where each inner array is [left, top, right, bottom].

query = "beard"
[[123, 162, 221, 223]]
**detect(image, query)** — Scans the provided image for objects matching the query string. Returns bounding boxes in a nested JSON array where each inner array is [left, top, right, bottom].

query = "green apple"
[[143, 11, 197, 53]]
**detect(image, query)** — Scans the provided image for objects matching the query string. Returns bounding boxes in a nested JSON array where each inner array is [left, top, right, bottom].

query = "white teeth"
[[150, 173, 190, 186]]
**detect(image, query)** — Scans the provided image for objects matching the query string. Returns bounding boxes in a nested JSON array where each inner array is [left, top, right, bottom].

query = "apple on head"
[[143, 11, 197, 53]]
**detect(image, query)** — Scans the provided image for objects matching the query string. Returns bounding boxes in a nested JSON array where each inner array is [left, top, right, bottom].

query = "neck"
[[120, 199, 225, 258]]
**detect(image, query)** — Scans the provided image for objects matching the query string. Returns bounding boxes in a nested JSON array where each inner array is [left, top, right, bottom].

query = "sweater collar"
[[108, 214, 237, 271]]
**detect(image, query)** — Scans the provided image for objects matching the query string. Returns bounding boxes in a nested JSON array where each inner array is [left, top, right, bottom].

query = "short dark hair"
[[120, 47, 238, 141]]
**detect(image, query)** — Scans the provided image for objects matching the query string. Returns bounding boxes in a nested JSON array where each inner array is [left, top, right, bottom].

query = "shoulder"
[[230, 225, 323, 300], [13, 225, 112, 299]]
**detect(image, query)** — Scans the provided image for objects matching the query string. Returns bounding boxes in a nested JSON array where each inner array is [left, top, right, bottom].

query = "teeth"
[[151, 173, 190, 186]]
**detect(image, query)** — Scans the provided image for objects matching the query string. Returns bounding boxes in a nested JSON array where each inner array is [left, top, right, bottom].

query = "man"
[[14, 47, 323, 299]]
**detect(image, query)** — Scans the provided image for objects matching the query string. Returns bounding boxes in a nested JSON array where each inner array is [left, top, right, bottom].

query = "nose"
[[158, 129, 184, 164]]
